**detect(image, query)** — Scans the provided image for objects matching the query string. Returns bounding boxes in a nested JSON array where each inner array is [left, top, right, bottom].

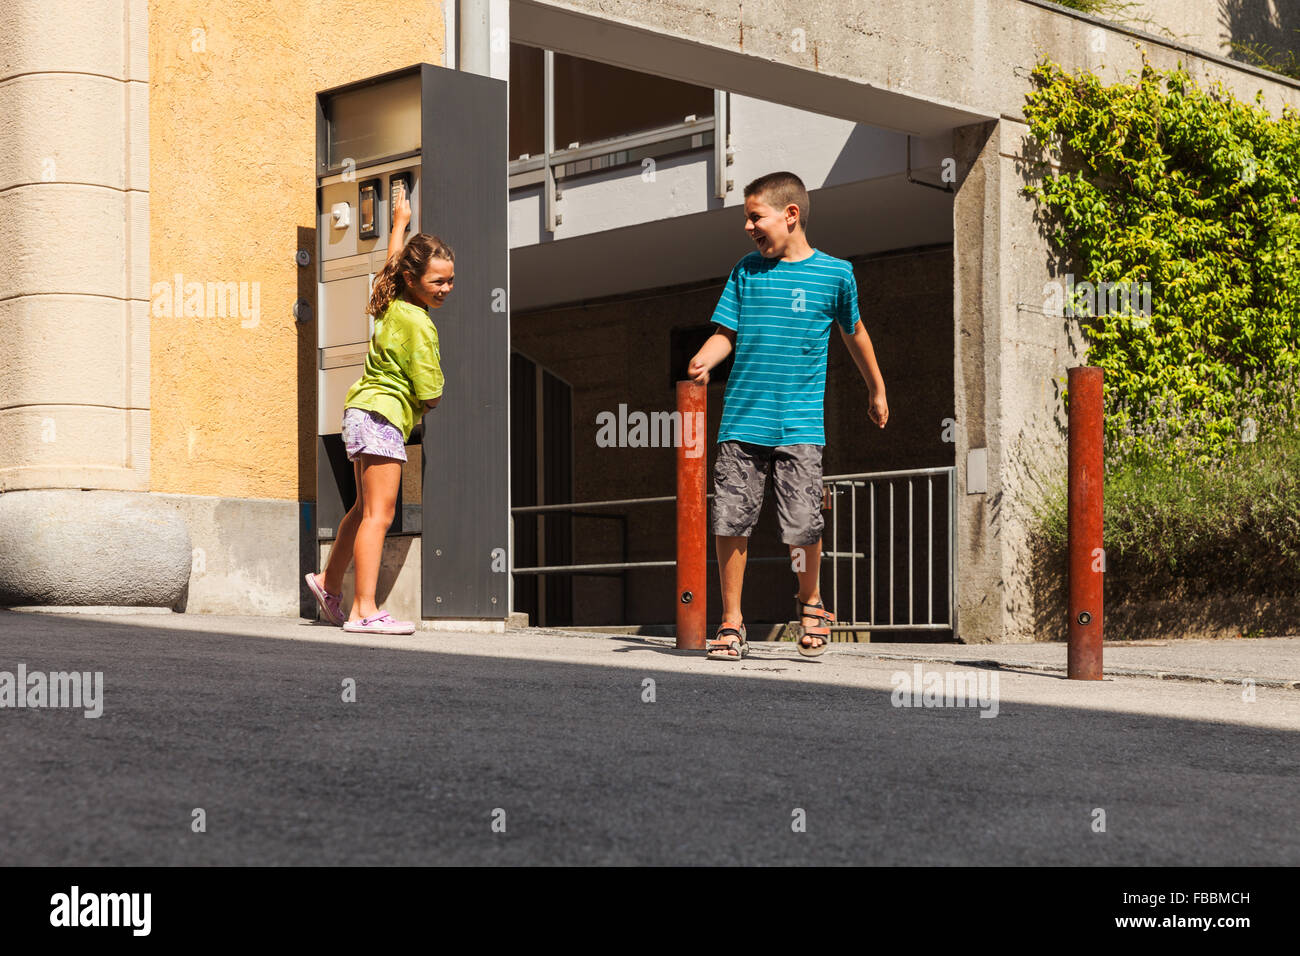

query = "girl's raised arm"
[[387, 183, 411, 263]]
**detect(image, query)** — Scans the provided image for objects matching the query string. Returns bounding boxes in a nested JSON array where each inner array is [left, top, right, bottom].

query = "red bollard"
[[1067, 366, 1104, 679], [676, 381, 707, 650]]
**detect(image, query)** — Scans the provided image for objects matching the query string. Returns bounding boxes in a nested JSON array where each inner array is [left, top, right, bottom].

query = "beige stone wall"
[[0, 0, 150, 493], [148, 1, 444, 499]]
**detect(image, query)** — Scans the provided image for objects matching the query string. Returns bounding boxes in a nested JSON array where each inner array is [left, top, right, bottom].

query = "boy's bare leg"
[[791, 539, 827, 650], [714, 534, 748, 656]]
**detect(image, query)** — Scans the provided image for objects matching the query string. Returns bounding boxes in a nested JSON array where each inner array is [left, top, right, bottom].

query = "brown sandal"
[[706, 621, 749, 661], [796, 597, 833, 658]]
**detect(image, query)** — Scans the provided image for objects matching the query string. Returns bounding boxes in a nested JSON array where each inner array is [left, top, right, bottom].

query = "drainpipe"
[[458, 0, 491, 77]]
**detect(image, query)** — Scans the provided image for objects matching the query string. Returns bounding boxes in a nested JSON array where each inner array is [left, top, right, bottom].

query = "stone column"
[[953, 116, 1078, 643], [0, 0, 189, 609], [952, 119, 1007, 643]]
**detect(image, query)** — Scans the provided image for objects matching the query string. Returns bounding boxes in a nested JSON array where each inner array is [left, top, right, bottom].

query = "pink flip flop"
[[342, 611, 416, 636], [306, 572, 345, 626]]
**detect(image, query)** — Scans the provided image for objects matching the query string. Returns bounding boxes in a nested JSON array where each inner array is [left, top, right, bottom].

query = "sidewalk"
[[822, 637, 1300, 688], [9, 607, 1300, 687], [527, 624, 1300, 689]]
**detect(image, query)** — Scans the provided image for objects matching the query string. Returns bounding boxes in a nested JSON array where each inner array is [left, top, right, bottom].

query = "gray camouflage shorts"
[[711, 441, 825, 545]]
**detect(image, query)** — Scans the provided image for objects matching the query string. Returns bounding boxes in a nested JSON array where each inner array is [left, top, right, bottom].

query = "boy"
[[687, 171, 888, 660]]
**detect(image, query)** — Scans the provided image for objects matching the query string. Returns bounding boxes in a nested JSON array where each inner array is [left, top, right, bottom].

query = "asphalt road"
[[1, 610, 1296, 865]]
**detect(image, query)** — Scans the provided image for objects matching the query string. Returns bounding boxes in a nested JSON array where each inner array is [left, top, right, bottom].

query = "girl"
[[306, 187, 454, 634]]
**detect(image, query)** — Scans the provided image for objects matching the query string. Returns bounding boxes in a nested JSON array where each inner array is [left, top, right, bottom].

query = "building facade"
[[1, 0, 1297, 640]]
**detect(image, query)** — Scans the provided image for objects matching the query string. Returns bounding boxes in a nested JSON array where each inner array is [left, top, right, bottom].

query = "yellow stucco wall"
[[149, 1, 444, 499]]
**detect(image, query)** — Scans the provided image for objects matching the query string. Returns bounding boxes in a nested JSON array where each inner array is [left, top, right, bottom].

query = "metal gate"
[[822, 466, 957, 633]]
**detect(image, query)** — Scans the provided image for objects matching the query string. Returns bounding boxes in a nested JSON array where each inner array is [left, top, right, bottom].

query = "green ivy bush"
[[1022, 58, 1300, 468], [1021, 59, 1300, 605]]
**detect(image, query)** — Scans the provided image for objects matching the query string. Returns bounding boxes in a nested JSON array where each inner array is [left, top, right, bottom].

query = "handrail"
[[512, 493, 713, 514], [509, 466, 952, 516]]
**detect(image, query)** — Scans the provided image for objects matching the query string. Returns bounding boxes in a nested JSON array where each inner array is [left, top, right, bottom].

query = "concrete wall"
[[519, 0, 1300, 128], [1123, 0, 1298, 60], [157, 493, 308, 616], [951, 115, 1090, 644]]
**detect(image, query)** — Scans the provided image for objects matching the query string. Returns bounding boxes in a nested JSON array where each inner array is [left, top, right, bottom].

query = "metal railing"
[[510, 464, 957, 632], [509, 49, 725, 231], [822, 467, 957, 632]]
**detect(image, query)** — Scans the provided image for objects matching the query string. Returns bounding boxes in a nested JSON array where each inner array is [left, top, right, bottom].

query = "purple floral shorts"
[[341, 407, 408, 462]]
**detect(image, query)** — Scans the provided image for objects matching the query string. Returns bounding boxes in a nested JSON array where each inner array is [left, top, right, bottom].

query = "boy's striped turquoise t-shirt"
[[710, 249, 860, 446]]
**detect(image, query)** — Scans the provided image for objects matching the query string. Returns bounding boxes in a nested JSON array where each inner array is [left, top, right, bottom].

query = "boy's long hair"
[[744, 171, 810, 232], [367, 233, 455, 317]]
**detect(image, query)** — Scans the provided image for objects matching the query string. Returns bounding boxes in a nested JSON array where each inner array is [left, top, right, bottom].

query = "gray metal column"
[[419, 64, 509, 619]]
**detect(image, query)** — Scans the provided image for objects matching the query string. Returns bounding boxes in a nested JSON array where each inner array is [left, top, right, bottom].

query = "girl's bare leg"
[[349, 453, 401, 621], [318, 458, 364, 596]]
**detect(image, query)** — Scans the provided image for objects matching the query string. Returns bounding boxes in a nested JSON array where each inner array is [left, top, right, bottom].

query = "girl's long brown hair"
[[367, 233, 455, 317]]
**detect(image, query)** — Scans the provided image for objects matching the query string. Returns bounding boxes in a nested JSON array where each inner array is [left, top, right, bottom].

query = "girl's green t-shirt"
[[343, 297, 444, 441]]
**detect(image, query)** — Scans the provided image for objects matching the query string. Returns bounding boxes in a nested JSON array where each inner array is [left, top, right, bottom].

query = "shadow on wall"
[[1220, 0, 1300, 74], [298, 224, 319, 619]]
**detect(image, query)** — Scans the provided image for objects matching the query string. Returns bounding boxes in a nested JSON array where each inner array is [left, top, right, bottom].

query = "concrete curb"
[[858, 652, 1300, 690], [5, 606, 175, 615]]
